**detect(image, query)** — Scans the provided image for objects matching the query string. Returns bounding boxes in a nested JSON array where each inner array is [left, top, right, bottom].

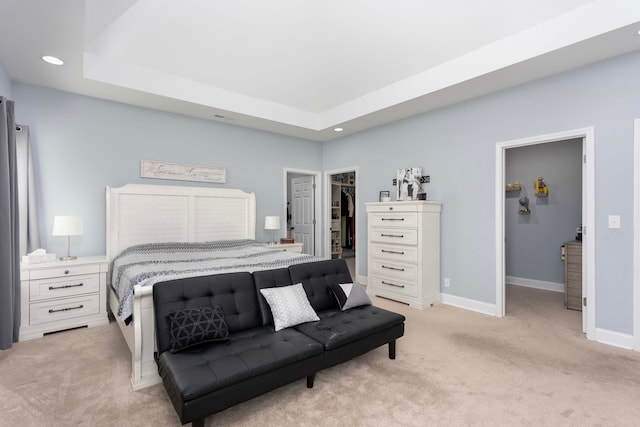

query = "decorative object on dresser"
[[561, 241, 582, 311], [366, 200, 442, 309], [19, 256, 109, 341], [51, 216, 83, 260], [264, 215, 281, 245]]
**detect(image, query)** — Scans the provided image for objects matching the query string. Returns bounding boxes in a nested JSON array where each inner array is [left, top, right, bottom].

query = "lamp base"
[[59, 255, 77, 261]]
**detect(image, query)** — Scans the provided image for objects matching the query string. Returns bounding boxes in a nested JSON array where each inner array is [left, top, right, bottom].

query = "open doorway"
[[285, 168, 321, 255], [504, 139, 583, 330], [325, 168, 358, 280], [495, 128, 595, 340]]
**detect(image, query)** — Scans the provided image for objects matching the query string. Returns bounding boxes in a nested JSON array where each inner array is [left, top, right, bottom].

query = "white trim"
[[283, 168, 322, 257], [495, 128, 595, 340], [634, 119, 640, 351], [441, 293, 496, 317], [595, 328, 634, 350], [506, 276, 564, 293], [324, 166, 359, 267]]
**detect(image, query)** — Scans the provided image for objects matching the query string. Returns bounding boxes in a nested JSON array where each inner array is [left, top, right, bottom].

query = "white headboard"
[[106, 184, 256, 259]]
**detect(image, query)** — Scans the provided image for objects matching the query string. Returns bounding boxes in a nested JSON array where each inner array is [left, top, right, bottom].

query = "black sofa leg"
[[307, 373, 316, 388], [191, 418, 205, 427], [389, 340, 396, 360]]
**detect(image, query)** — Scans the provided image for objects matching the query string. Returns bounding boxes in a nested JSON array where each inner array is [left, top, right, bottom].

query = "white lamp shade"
[[52, 216, 84, 236], [264, 216, 281, 231]]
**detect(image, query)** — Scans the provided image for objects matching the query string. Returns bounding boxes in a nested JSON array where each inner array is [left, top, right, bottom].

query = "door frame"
[[634, 119, 640, 350], [495, 127, 595, 340], [324, 166, 359, 274], [284, 168, 322, 256]]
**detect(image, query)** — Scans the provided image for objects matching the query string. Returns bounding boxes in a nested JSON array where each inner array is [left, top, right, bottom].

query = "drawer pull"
[[49, 304, 84, 314], [381, 218, 405, 221], [380, 233, 404, 238], [381, 249, 405, 255], [382, 281, 405, 288], [382, 265, 405, 272], [64, 270, 70, 275], [49, 283, 84, 290]]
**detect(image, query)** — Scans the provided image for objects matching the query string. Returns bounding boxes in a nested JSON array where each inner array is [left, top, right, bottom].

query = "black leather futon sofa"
[[153, 259, 406, 426]]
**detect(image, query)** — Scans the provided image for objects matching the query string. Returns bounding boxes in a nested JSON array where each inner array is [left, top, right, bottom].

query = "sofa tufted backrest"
[[288, 259, 353, 312], [153, 271, 260, 355]]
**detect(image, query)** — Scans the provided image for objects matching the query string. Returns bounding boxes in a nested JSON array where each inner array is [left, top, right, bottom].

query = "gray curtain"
[[16, 125, 39, 256], [0, 96, 20, 349]]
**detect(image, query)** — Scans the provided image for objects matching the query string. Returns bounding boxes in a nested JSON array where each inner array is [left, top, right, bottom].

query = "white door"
[[291, 176, 315, 254]]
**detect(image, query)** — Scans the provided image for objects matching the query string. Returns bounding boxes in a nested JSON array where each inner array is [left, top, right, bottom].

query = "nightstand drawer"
[[29, 294, 101, 325], [30, 274, 100, 302], [29, 264, 100, 280]]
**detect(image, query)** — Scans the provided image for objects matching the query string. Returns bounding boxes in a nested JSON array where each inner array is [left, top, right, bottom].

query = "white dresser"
[[19, 256, 109, 340], [366, 201, 442, 309]]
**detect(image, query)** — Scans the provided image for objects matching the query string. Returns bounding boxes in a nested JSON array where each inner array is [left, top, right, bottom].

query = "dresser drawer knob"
[[49, 304, 83, 314], [381, 217, 404, 221], [381, 233, 404, 238], [382, 280, 404, 288], [382, 265, 405, 272], [64, 270, 70, 275], [49, 283, 84, 290]]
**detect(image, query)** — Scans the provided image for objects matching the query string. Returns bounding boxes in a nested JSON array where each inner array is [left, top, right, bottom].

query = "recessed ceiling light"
[[42, 55, 64, 65], [334, 127, 344, 132]]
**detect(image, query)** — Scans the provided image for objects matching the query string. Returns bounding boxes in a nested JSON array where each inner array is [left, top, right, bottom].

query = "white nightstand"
[[263, 242, 304, 253], [19, 256, 109, 341]]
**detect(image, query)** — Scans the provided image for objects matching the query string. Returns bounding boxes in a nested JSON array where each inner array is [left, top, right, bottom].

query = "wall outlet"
[[608, 215, 621, 229], [444, 278, 450, 287]]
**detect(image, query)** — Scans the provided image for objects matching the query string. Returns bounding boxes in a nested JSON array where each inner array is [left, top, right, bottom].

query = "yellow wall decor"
[[534, 176, 548, 197]]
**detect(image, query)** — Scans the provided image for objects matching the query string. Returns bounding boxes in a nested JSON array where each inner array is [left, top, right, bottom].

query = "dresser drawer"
[[371, 259, 417, 282], [28, 264, 100, 280], [370, 243, 418, 262], [29, 294, 101, 325], [369, 228, 418, 245], [370, 275, 418, 297], [29, 274, 100, 302], [369, 212, 418, 228]]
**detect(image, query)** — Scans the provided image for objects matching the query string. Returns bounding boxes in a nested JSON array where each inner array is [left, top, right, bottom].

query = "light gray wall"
[[323, 50, 640, 334], [0, 60, 12, 97], [12, 84, 322, 257], [505, 139, 583, 284]]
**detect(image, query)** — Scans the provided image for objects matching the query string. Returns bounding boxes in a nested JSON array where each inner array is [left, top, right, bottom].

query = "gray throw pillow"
[[331, 282, 372, 311], [260, 283, 320, 331]]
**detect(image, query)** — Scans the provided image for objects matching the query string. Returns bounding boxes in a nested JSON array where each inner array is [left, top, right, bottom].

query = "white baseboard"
[[440, 293, 497, 317], [506, 276, 564, 293], [595, 328, 634, 350]]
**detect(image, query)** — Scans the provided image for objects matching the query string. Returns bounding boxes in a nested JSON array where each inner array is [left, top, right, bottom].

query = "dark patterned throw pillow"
[[168, 305, 229, 353]]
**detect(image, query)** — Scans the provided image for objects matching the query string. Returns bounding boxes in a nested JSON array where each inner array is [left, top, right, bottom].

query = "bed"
[[106, 184, 321, 390]]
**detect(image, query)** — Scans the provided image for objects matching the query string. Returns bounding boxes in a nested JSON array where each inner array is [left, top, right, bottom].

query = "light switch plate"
[[608, 215, 621, 229]]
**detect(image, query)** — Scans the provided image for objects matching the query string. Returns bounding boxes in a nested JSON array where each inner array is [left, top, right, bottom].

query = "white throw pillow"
[[260, 283, 320, 331]]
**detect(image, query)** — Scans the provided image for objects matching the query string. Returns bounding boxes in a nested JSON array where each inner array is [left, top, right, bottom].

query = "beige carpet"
[[2, 285, 640, 426]]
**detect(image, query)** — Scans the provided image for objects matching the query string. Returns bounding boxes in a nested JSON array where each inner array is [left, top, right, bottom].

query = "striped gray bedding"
[[110, 239, 320, 324]]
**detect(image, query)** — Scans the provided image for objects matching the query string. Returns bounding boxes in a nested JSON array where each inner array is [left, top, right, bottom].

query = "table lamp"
[[52, 216, 83, 260], [264, 216, 280, 246]]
